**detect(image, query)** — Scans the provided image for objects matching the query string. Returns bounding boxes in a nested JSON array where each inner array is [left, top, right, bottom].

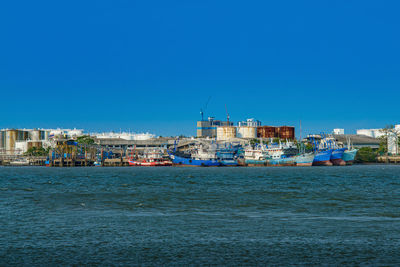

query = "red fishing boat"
[[128, 148, 171, 166]]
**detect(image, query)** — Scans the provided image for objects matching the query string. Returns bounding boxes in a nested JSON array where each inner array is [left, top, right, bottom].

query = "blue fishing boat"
[[168, 152, 221, 166], [342, 149, 358, 165], [313, 149, 333, 166], [308, 133, 334, 166], [217, 148, 238, 166], [168, 142, 221, 167], [330, 147, 347, 166]]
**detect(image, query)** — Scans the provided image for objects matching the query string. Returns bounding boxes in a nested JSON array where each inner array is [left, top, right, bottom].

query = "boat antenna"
[[200, 96, 212, 121]]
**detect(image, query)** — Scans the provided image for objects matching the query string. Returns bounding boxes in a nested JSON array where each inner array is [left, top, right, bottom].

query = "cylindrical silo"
[[44, 130, 49, 140], [257, 126, 277, 138], [0, 131, 4, 149], [6, 129, 17, 154], [29, 130, 40, 141], [217, 126, 237, 140], [277, 126, 295, 139], [236, 126, 257, 139]]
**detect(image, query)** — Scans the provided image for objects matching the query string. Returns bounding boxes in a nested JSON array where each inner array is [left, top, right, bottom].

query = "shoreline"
[[1, 162, 399, 168]]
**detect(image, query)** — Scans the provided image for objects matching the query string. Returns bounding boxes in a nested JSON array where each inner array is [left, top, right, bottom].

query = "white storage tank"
[[15, 141, 28, 155], [237, 126, 257, 139], [50, 129, 64, 137], [217, 126, 236, 140]]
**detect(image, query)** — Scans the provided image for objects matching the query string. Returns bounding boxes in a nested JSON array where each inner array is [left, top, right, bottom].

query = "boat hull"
[[9, 161, 30, 166], [245, 159, 266, 166], [342, 149, 358, 165], [313, 149, 333, 166], [129, 160, 171, 167], [330, 148, 346, 166], [220, 160, 238, 166], [169, 154, 221, 167], [295, 153, 315, 167], [267, 157, 296, 166]]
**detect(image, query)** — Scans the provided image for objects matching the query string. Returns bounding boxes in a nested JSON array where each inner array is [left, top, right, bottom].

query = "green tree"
[[272, 138, 280, 143], [24, 146, 49, 156], [355, 147, 377, 163], [305, 143, 314, 151], [249, 138, 259, 146], [76, 135, 95, 145]]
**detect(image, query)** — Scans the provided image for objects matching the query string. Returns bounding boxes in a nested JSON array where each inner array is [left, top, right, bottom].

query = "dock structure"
[[377, 156, 400, 164], [0, 155, 47, 166]]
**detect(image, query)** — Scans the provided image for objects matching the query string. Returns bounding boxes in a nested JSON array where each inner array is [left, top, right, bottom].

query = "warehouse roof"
[[333, 134, 380, 148]]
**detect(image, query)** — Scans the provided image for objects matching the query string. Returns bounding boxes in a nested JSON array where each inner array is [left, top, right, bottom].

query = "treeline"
[[355, 147, 378, 163]]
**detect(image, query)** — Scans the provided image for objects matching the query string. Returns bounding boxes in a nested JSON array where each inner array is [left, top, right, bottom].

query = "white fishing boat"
[[244, 144, 268, 165], [10, 158, 30, 166]]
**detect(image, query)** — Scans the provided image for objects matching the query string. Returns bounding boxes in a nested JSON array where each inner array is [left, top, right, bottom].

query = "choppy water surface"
[[1, 165, 400, 266]]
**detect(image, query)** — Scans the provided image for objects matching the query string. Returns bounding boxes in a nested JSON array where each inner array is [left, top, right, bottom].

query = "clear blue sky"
[[1, 0, 399, 136]]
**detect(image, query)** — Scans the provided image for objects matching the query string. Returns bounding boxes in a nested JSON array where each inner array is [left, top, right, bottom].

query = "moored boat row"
[[126, 137, 359, 167], [310, 135, 358, 166]]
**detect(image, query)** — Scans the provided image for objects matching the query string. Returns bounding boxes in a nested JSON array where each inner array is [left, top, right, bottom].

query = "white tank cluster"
[[216, 126, 257, 140], [94, 132, 156, 140], [215, 118, 260, 140], [49, 128, 84, 138]]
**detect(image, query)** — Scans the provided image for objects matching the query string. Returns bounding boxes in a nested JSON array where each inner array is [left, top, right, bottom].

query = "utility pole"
[[225, 104, 230, 125]]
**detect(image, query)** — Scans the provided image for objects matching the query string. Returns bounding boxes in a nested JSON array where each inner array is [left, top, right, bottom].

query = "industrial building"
[[238, 119, 261, 127], [0, 129, 51, 155], [356, 125, 400, 139], [333, 128, 345, 135], [0, 128, 88, 155], [197, 115, 295, 140]]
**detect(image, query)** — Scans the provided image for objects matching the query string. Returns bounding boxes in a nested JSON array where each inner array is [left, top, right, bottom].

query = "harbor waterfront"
[[1, 165, 400, 265], [0, 132, 365, 167], [2, 124, 396, 167]]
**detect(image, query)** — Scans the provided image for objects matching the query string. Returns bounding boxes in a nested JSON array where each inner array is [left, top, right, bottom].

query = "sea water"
[[1, 165, 399, 265]]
